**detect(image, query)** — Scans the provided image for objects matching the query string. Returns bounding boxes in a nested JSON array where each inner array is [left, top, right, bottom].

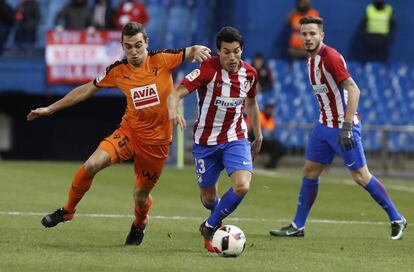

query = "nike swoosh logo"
[[286, 230, 299, 235], [346, 162, 355, 167], [243, 161, 250, 165]]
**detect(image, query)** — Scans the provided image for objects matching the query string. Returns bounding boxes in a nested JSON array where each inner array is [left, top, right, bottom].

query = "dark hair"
[[121, 22, 148, 41], [299, 16, 324, 30], [216, 26, 244, 50], [254, 52, 264, 60]]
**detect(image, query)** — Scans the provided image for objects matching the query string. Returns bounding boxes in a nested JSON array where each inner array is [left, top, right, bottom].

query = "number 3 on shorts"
[[195, 158, 206, 174]]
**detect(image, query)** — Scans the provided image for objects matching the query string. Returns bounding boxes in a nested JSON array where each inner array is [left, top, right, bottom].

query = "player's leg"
[[349, 165, 402, 222], [200, 184, 220, 214], [193, 143, 224, 252], [205, 140, 252, 228], [125, 143, 168, 246], [41, 128, 134, 228], [270, 123, 334, 237], [339, 123, 406, 239], [333, 122, 407, 239]]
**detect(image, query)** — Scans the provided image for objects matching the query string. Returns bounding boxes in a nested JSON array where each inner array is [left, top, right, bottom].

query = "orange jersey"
[[93, 49, 185, 145]]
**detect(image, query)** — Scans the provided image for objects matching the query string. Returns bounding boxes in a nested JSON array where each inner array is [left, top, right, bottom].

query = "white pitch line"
[[255, 169, 414, 193], [0, 211, 387, 225]]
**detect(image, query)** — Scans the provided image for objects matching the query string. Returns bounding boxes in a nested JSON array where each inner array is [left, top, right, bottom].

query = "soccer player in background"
[[27, 22, 211, 246], [269, 16, 407, 240], [167, 26, 263, 252]]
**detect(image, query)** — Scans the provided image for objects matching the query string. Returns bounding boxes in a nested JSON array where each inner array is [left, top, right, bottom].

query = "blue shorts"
[[305, 122, 367, 171], [192, 139, 253, 189]]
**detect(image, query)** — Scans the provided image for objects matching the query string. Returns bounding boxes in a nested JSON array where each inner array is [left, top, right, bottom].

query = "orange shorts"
[[98, 126, 170, 191]]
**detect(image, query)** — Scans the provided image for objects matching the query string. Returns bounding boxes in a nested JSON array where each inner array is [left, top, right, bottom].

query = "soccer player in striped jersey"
[[269, 16, 407, 240], [168, 26, 263, 252], [27, 22, 211, 246]]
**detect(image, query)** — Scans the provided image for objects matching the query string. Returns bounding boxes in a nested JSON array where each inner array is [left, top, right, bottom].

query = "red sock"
[[133, 194, 153, 228], [64, 166, 94, 213]]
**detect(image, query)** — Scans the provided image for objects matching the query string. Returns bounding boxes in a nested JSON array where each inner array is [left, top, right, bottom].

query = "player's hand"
[[192, 45, 211, 63], [338, 121, 355, 151], [250, 137, 263, 161], [27, 107, 53, 121], [172, 114, 187, 131]]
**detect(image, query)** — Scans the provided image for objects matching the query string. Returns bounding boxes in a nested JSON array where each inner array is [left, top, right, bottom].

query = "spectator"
[[54, 0, 93, 30], [286, 0, 319, 62], [258, 101, 286, 169], [113, 0, 149, 30], [14, 0, 40, 49], [245, 101, 286, 169], [252, 52, 274, 94], [0, 0, 14, 54], [362, 0, 395, 63], [92, 0, 114, 29]]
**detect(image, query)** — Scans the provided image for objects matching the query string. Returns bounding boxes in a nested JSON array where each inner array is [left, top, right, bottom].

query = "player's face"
[[300, 23, 324, 55], [122, 33, 148, 67], [217, 41, 242, 73]]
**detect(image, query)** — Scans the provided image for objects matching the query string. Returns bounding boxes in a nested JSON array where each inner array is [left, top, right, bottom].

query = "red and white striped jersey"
[[307, 44, 360, 128], [182, 57, 257, 145]]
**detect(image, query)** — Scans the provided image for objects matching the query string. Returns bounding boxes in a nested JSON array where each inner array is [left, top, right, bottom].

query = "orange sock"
[[64, 166, 95, 213], [133, 194, 153, 228]]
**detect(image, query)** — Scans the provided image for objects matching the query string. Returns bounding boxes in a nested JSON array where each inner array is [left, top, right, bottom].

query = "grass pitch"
[[0, 161, 413, 271]]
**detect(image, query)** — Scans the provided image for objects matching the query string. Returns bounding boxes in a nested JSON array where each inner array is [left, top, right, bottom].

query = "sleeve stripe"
[[182, 47, 186, 63]]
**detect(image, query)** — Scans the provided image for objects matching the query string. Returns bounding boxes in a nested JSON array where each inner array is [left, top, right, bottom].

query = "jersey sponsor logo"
[[130, 84, 160, 109], [185, 69, 200, 82], [312, 84, 329, 95], [214, 96, 244, 108], [95, 70, 106, 83]]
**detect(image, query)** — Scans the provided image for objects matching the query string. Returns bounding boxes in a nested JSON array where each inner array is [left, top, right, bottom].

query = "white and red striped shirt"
[[307, 44, 360, 128], [182, 57, 257, 145]]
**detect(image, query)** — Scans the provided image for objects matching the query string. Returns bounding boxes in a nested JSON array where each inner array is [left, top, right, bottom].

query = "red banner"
[[46, 30, 124, 84]]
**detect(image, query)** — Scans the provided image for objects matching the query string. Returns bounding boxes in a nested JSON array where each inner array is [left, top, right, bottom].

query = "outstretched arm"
[[244, 97, 263, 160], [27, 81, 100, 121], [167, 84, 190, 130], [184, 45, 211, 63]]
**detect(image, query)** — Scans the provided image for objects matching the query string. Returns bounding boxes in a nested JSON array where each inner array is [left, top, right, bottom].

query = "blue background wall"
[[208, 0, 413, 63]]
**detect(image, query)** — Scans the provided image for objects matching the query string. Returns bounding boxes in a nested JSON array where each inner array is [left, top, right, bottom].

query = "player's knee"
[[83, 160, 103, 174], [232, 180, 250, 196], [134, 189, 149, 207], [303, 166, 322, 179], [351, 171, 370, 186], [200, 193, 216, 207]]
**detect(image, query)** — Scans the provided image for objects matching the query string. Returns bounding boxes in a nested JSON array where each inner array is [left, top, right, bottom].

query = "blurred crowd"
[[0, 0, 149, 55]]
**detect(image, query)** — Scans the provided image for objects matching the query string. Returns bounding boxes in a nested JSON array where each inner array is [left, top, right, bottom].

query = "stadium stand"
[[1, 0, 414, 160]]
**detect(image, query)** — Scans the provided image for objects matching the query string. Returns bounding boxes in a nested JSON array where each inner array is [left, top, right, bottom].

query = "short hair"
[[299, 16, 324, 30], [121, 22, 148, 42], [216, 26, 244, 50], [254, 52, 264, 60]]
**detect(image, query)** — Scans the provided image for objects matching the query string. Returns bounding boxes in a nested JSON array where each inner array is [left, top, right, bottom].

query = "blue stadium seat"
[[146, 5, 169, 50]]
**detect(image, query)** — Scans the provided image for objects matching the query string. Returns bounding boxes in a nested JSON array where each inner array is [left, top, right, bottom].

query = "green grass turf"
[[0, 161, 413, 271]]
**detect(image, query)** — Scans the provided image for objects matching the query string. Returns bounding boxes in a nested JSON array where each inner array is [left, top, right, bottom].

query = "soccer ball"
[[212, 225, 246, 257]]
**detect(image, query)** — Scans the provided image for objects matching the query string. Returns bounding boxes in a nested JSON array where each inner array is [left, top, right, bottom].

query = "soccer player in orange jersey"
[[27, 22, 211, 246]]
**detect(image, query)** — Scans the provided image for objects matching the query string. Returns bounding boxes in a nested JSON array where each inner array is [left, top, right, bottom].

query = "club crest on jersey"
[[312, 84, 329, 94], [243, 76, 255, 91], [95, 70, 106, 83], [185, 69, 200, 82], [130, 84, 160, 109], [315, 68, 322, 81], [214, 96, 244, 108]]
